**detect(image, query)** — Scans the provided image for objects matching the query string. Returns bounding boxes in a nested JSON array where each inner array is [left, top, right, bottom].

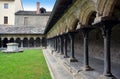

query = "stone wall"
[[15, 15, 49, 28]]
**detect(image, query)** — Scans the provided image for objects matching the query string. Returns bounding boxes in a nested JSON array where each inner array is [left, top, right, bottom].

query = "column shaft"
[[60, 36, 63, 54], [102, 26, 112, 76], [64, 34, 69, 58], [69, 32, 77, 62], [82, 28, 92, 71]]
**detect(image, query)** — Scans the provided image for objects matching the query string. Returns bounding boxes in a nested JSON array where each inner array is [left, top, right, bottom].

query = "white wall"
[[0, 0, 23, 25], [0, 1, 15, 25], [15, 0, 23, 12]]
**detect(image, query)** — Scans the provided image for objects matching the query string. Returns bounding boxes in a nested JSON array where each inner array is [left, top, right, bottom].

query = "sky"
[[22, 0, 56, 11]]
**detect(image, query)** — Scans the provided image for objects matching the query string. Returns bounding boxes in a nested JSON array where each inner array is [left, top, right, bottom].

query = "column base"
[[98, 75, 116, 79], [51, 50, 54, 54], [64, 55, 69, 58], [82, 65, 93, 71], [69, 58, 78, 62]]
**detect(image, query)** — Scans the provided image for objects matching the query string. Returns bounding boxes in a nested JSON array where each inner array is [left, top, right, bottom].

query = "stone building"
[[0, 0, 120, 79], [45, 0, 120, 79], [0, 0, 23, 25], [15, 2, 50, 28], [0, 2, 50, 48]]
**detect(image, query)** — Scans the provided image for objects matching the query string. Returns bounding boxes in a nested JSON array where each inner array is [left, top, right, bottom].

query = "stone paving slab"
[[43, 49, 73, 79]]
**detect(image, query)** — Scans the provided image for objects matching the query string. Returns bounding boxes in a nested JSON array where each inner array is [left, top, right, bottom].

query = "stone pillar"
[[41, 38, 43, 47], [54, 38, 56, 51], [100, 25, 116, 79], [8, 38, 10, 43], [47, 39, 48, 47], [81, 28, 93, 71], [40, 39, 41, 47], [34, 40, 36, 47], [69, 32, 77, 62], [50, 39, 53, 50], [60, 35, 64, 55], [21, 40, 23, 48], [57, 37, 60, 53], [63, 34, 69, 58], [55, 37, 57, 51]]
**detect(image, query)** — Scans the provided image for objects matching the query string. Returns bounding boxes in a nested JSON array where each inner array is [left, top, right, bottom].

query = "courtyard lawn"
[[0, 49, 52, 79]]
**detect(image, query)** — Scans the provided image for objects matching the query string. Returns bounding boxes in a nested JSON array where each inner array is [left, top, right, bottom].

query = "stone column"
[[21, 40, 23, 48], [47, 39, 49, 47], [57, 37, 60, 53], [101, 25, 116, 78], [8, 38, 10, 43], [34, 40, 36, 48], [60, 35, 64, 55], [54, 38, 56, 51], [51, 38, 53, 50], [63, 34, 69, 58], [81, 28, 93, 71], [55, 37, 57, 51], [69, 32, 77, 62], [41, 38, 43, 47]]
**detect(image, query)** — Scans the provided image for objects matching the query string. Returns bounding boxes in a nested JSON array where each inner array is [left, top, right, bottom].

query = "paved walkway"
[[43, 48, 120, 79], [43, 49, 73, 79]]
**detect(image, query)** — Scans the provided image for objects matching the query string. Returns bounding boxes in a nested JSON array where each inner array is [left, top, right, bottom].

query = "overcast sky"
[[22, 0, 56, 11]]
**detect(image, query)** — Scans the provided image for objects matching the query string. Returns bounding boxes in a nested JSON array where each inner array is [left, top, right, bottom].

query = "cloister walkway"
[[43, 49, 73, 79], [43, 48, 120, 79]]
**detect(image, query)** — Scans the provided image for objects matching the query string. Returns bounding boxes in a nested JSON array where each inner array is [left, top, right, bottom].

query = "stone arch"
[[87, 11, 97, 25], [16, 38, 21, 47], [97, 0, 118, 17], [23, 38, 28, 47], [36, 37, 41, 47], [9, 38, 14, 43], [3, 38, 8, 47], [111, 1, 120, 19], [29, 37, 34, 47], [79, 1, 96, 26], [66, 15, 79, 32]]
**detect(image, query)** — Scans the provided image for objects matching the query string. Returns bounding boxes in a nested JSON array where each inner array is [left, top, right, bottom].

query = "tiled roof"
[[0, 25, 45, 34], [15, 11, 51, 16]]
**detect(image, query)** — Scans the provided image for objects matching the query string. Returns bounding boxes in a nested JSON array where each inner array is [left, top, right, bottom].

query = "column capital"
[[101, 24, 112, 39]]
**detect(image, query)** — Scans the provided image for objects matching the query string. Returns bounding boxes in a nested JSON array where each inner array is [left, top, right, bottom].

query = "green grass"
[[0, 49, 52, 79]]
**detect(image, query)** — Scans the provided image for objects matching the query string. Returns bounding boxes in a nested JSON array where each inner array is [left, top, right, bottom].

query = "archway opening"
[[23, 38, 28, 47], [3, 38, 8, 48], [88, 11, 97, 25], [16, 38, 21, 47], [9, 38, 14, 43], [29, 38, 34, 47], [36, 37, 40, 47], [112, 2, 120, 20]]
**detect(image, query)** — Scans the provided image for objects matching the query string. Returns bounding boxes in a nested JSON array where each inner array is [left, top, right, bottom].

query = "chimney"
[[36, 2, 40, 14]]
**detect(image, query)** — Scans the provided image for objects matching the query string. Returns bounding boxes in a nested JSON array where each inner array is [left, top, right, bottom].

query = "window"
[[4, 3, 8, 9], [24, 17, 28, 25], [4, 16, 8, 24]]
